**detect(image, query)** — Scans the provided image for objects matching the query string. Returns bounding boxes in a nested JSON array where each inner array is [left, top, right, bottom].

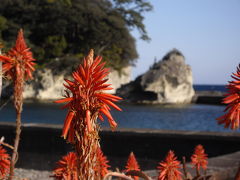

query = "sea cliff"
[[22, 66, 131, 100]]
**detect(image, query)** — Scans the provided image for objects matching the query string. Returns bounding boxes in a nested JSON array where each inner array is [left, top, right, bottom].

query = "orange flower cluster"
[[217, 64, 240, 129], [52, 152, 77, 180], [0, 29, 36, 179], [191, 144, 208, 171], [157, 150, 182, 180], [125, 152, 140, 180], [55, 49, 122, 143], [95, 148, 110, 178], [0, 146, 10, 179], [0, 29, 36, 80]]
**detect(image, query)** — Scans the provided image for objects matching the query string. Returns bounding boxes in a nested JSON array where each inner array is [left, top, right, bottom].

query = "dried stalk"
[[125, 170, 153, 180], [104, 172, 134, 180], [0, 137, 14, 150]]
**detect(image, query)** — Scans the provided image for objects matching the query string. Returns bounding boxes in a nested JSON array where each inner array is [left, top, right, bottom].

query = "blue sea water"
[[0, 102, 237, 133], [193, 84, 226, 92], [0, 85, 237, 133]]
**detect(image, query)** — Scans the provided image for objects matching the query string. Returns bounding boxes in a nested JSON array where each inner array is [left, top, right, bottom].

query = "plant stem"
[[0, 46, 2, 98], [196, 166, 200, 177], [182, 156, 188, 179], [8, 66, 24, 180], [0, 62, 2, 99], [75, 115, 100, 179], [9, 111, 21, 180]]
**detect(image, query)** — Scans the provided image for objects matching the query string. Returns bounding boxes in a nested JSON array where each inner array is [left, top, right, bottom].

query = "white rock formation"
[[107, 66, 131, 94], [117, 49, 195, 104], [23, 66, 131, 100], [24, 69, 65, 99]]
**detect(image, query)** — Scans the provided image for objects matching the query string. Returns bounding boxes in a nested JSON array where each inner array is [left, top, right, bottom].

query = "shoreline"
[[192, 90, 224, 105], [1, 90, 224, 105]]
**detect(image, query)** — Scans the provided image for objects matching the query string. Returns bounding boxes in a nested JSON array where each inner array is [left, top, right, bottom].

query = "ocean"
[[193, 84, 226, 92], [0, 85, 237, 133], [0, 102, 236, 133]]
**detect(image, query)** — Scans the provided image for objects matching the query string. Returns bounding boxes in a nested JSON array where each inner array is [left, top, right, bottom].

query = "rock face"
[[107, 66, 131, 94], [23, 69, 65, 100], [23, 66, 131, 100], [117, 49, 195, 103]]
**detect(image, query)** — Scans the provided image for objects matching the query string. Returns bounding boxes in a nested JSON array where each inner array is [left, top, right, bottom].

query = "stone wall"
[[0, 122, 239, 171]]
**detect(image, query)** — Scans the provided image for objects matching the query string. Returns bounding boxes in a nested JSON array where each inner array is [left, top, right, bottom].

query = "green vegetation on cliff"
[[0, 0, 152, 71]]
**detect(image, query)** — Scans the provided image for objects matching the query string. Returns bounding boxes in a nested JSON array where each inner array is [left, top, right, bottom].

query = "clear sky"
[[131, 0, 240, 85]]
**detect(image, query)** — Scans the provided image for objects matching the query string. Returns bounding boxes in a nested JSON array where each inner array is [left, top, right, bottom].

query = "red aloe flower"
[[55, 49, 122, 143], [157, 150, 182, 180], [0, 29, 36, 80], [125, 152, 140, 180], [52, 152, 78, 180], [55, 49, 122, 179], [191, 144, 208, 173], [0, 29, 36, 179], [217, 64, 240, 129], [95, 148, 110, 178], [0, 146, 10, 179]]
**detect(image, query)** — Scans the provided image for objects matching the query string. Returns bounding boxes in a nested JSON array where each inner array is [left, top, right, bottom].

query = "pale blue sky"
[[131, 0, 240, 85]]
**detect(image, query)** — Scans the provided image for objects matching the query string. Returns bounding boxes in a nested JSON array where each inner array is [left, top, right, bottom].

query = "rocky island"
[[117, 49, 195, 104]]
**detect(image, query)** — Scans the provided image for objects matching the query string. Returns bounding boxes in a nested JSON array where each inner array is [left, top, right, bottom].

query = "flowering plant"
[[0, 29, 36, 179], [0, 34, 238, 179], [0, 146, 10, 179], [157, 150, 182, 180], [55, 49, 122, 179], [125, 152, 141, 180], [191, 144, 208, 176], [217, 64, 240, 129]]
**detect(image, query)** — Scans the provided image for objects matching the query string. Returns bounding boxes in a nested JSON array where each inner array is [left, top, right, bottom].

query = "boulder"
[[117, 49, 195, 103]]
